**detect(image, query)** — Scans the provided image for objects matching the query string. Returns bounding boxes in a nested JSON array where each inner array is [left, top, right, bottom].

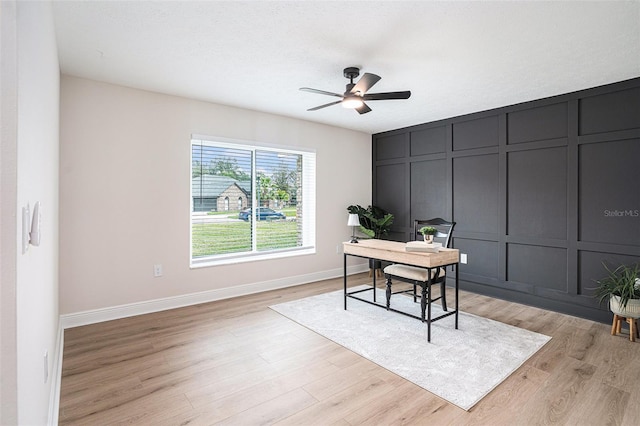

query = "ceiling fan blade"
[[363, 91, 411, 101], [300, 87, 343, 98], [355, 103, 372, 115], [351, 73, 381, 95], [307, 100, 342, 111]]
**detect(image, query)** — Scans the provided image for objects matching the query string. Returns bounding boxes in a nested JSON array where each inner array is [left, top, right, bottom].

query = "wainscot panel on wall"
[[372, 77, 640, 323], [507, 244, 568, 292], [411, 159, 447, 222], [410, 126, 446, 156], [507, 102, 568, 144], [452, 115, 499, 151], [579, 138, 640, 246], [579, 87, 640, 135], [578, 250, 640, 297], [453, 154, 499, 235], [375, 163, 408, 230], [376, 132, 407, 160], [455, 238, 499, 282], [507, 146, 567, 239]]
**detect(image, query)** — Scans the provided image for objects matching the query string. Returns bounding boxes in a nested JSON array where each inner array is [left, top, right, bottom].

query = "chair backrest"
[[413, 218, 455, 248]]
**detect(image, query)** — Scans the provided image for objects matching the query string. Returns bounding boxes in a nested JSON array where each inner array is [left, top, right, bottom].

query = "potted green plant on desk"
[[418, 226, 437, 243]]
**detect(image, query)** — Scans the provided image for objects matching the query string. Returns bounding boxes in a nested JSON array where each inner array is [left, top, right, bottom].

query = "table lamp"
[[348, 213, 360, 243]]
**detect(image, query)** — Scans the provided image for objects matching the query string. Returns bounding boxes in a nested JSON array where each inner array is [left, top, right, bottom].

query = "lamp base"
[[350, 237, 359, 243]]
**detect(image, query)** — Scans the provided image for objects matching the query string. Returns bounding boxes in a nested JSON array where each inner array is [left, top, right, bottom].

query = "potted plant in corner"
[[595, 262, 640, 317], [418, 226, 437, 243], [347, 204, 394, 276], [347, 204, 394, 240], [594, 262, 640, 341]]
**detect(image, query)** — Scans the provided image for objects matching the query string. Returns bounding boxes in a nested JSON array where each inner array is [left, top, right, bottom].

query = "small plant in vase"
[[418, 226, 437, 244]]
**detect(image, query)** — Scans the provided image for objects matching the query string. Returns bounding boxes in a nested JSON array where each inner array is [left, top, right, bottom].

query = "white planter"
[[610, 295, 640, 318], [423, 235, 434, 243]]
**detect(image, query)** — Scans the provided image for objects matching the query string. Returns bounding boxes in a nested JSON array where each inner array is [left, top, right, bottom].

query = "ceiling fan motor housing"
[[343, 67, 360, 81], [344, 67, 360, 93]]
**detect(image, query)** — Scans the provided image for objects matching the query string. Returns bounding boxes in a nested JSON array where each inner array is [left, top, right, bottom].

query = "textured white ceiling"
[[52, 1, 640, 134]]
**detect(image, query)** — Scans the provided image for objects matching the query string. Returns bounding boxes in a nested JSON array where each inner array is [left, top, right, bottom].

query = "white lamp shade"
[[347, 213, 360, 227]]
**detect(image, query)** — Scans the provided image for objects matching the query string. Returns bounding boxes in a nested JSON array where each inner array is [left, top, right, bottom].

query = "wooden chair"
[[383, 218, 455, 315]]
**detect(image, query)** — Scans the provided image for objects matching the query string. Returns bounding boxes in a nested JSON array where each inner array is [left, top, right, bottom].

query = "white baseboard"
[[59, 264, 368, 329]]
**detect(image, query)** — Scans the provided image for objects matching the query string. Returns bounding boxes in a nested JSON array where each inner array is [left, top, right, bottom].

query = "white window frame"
[[190, 135, 316, 268]]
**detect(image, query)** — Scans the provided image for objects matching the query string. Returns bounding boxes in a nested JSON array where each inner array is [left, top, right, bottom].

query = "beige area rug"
[[270, 286, 551, 410]]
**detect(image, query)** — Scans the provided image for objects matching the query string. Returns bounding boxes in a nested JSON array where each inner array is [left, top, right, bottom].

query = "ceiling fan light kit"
[[342, 95, 364, 109], [300, 67, 411, 114]]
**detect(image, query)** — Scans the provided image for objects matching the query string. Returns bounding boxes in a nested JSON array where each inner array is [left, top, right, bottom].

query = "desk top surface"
[[343, 239, 459, 268]]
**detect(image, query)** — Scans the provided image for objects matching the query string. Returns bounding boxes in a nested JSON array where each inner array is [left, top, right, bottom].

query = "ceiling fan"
[[300, 67, 411, 114]]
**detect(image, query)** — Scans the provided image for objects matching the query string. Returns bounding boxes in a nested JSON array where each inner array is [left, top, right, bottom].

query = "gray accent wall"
[[372, 78, 640, 323]]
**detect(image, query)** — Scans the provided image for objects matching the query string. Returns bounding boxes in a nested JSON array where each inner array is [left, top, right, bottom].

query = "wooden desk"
[[343, 239, 460, 342]]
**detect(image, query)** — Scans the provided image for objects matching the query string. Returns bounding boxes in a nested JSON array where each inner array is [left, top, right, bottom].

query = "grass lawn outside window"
[[192, 217, 299, 257]]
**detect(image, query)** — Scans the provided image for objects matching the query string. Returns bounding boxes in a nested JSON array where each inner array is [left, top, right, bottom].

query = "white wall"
[[59, 76, 371, 315], [0, 1, 19, 423], [0, 1, 60, 425]]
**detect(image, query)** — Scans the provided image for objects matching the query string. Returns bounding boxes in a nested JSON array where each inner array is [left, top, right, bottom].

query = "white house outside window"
[[190, 136, 316, 266]]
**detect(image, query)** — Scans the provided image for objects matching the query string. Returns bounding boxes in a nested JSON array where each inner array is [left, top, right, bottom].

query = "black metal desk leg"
[[427, 273, 432, 342], [455, 263, 459, 329], [343, 253, 347, 310], [372, 259, 377, 302]]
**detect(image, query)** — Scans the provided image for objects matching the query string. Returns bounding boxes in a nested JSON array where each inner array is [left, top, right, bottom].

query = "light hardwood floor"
[[59, 274, 640, 425]]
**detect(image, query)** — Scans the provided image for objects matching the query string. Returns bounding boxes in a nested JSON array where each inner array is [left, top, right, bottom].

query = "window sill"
[[190, 246, 316, 269]]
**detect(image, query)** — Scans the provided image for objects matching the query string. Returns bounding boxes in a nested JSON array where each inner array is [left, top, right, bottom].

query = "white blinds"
[[191, 137, 315, 265]]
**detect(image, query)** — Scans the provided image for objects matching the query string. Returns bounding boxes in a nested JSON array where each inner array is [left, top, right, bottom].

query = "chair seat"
[[383, 264, 445, 282]]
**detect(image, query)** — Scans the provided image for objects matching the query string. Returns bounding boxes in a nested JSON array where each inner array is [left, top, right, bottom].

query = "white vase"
[[610, 295, 640, 318], [423, 235, 433, 244]]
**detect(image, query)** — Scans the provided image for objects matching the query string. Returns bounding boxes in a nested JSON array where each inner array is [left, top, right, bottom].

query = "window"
[[191, 136, 316, 266]]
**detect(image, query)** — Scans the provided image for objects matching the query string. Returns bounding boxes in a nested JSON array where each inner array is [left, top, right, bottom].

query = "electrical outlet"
[[460, 253, 468, 264], [43, 351, 48, 384], [153, 264, 163, 277]]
